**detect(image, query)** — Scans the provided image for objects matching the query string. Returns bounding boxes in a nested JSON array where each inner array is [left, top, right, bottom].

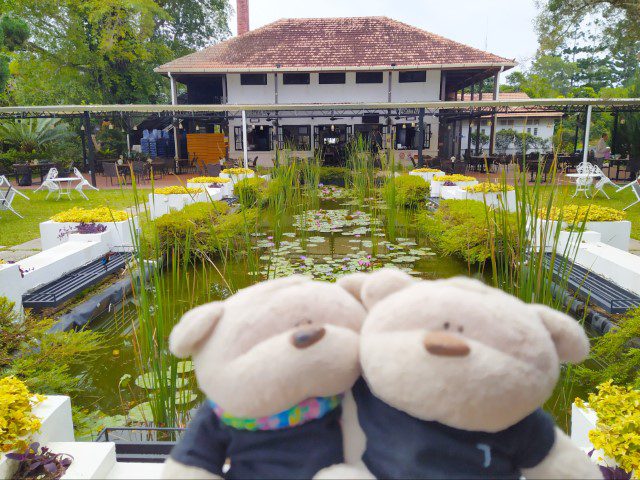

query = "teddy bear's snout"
[[290, 327, 326, 349], [423, 331, 470, 357]]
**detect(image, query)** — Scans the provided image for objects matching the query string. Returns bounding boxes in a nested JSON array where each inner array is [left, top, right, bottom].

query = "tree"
[[0, 118, 72, 152], [0, 15, 29, 91], [0, 0, 230, 105]]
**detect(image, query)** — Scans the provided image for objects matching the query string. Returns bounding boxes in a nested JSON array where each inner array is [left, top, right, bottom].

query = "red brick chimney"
[[237, 0, 249, 35]]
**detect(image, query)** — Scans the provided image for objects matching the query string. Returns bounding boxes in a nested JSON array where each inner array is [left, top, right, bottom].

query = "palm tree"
[[0, 118, 72, 153]]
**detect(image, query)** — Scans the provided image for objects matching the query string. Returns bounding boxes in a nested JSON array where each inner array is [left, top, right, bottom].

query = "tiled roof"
[[156, 17, 515, 73]]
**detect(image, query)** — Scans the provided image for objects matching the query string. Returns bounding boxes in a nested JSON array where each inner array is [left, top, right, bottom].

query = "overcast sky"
[[228, 0, 541, 72]]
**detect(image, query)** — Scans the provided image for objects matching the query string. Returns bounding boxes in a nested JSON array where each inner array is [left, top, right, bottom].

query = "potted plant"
[[220, 167, 255, 185], [573, 381, 638, 479], [409, 167, 445, 183], [39, 207, 136, 251], [6, 443, 73, 480], [149, 186, 206, 219], [431, 174, 478, 198], [460, 182, 517, 211], [187, 176, 232, 198]]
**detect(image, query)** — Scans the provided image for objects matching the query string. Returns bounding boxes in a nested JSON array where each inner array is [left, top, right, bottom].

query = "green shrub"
[[385, 175, 429, 208], [234, 177, 266, 207], [262, 177, 287, 205], [208, 209, 259, 252], [416, 200, 514, 264], [154, 201, 229, 251], [319, 166, 348, 186], [575, 308, 640, 390]]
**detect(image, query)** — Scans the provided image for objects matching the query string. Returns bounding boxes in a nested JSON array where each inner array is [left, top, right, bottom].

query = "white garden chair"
[[616, 177, 640, 210], [0, 175, 28, 200], [35, 168, 60, 198], [592, 166, 618, 199], [73, 167, 99, 200], [0, 186, 23, 218], [572, 162, 598, 198]]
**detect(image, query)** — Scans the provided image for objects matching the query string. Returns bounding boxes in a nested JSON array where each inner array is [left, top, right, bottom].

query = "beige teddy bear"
[[338, 268, 602, 480], [162, 275, 367, 479]]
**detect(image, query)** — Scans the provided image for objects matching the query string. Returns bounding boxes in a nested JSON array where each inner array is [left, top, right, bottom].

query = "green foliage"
[[0, 15, 29, 91], [95, 124, 127, 157], [234, 177, 266, 208], [207, 208, 259, 252], [0, 118, 72, 153], [385, 175, 429, 208], [154, 201, 229, 251], [319, 166, 348, 186], [416, 200, 506, 263], [0, 296, 109, 396], [0, 0, 230, 105], [575, 308, 640, 390]]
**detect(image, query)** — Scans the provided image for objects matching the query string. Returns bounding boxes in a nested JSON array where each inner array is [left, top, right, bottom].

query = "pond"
[[71, 186, 580, 432]]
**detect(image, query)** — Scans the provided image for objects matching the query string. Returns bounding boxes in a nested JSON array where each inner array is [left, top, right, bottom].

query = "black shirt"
[[353, 377, 556, 479], [170, 403, 344, 479]]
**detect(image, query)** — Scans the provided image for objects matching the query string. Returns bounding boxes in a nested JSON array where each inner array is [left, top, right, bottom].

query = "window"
[[527, 128, 532, 134], [356, 71, 383, 84], [319, 72, 346, 84], [240, 74, 267, 85], [534, 128, 539, 136], [398, 70, 426, 83], [481, 128, 486, 134], [279, 125, 311, 150], [283, 73, 310, 85], [394, 124, 432, 149], [234, 125, 272, 151]]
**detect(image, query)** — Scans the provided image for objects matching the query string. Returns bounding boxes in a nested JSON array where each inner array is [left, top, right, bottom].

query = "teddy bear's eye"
[[458, 326, 464, 333], [443, 322, 450, 330]]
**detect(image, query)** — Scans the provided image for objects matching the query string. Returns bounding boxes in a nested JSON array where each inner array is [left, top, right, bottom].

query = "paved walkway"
[[0, 238, 42, 262], [630, 239, 640, 257]]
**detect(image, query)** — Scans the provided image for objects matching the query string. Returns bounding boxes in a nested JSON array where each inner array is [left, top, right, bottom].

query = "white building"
[[156, 13, 517, 166], [458, 92, 562, 156]]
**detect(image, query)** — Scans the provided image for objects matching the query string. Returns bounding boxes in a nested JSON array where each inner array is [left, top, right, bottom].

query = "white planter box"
[[409, 170, 445, 184], [148, 192, 208, 219], [440, 186, 467, 200], [536, 219, 631, 252], [40, 217, 139, 252], [571, 403, 622, 472], [220, 171, 255, 186], [463, 190, 517, 211], [187, 182, 231, 198], [430, 179, 478, 198]]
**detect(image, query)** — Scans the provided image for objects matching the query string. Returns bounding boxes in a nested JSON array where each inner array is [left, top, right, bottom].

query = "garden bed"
[[148, 187, 207, 219]]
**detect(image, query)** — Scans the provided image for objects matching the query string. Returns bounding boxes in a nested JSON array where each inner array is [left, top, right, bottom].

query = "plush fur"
[[344, 268, 601, 479], [164, 275, 367, 479]]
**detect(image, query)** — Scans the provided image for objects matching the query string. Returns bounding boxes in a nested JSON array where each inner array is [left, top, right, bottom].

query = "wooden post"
[[83, 111, 96, 187], [475, 82, 483, 154], [417, 108, 425, 167], [611, 110, 619, 155], [467, 84, 475, 160], [241, 110, 249, 169], [573, 113, 581, 154]]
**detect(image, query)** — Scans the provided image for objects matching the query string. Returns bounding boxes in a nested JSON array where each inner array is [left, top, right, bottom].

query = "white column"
[[242, 110, 249, 169], [582, 104, 593, 167], [168, 72, 180, 162]]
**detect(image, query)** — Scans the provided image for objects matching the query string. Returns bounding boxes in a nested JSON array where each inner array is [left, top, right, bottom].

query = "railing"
[[95, 426, 186, 463]]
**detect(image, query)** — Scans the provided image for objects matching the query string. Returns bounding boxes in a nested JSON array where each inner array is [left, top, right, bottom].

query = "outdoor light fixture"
[[331, 125, 335, 131], [195, 124, 200, 131], [621, 118, 626, 125], [133, 125, 138, 131], [411, 122, 416, 128], [179, 122, 183, 129], [80, 124, 85, 131], [109, 123, 114, 130]]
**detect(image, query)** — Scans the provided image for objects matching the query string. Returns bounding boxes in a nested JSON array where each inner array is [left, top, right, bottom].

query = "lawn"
[[0, 189, 150, 248], [541, 182, 640, 240]]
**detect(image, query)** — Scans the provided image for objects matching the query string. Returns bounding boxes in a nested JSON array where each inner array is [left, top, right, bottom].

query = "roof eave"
[[154, 62, 517, 76]]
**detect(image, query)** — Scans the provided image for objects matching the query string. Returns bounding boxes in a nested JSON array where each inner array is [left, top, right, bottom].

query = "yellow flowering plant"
[[50, 207, 129, 223], [433, 174, 476, 183], [0, 376, 44, 453], [575, 381, 640, 475], [188, 176, 230, 184], [546, 205, 627, 223], [462, 182, 515, 193], [224, 167, 253, 175], [154, 186, 203, 195], [412, 168, 442, 173]]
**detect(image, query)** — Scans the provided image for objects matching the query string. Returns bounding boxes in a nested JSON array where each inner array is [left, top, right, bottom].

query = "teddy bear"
[[162, 275, 367, 479], [337, 268, 602, 480]]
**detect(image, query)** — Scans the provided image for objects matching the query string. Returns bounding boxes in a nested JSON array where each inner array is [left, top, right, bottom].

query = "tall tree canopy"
[[0, 15, 29, 91], [0, 0, 230, 105]]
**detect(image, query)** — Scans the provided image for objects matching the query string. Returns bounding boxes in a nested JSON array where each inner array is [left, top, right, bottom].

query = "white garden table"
[[50, 177, 82, 200], [566, 172, 601, 198]]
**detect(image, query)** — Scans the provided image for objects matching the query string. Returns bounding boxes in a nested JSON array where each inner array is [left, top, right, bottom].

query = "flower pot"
[[430, 180, 478, 198], [39, 217, 138, 252], [409, 170, 445, 184], [186, 182, 228, 199], [220, 171, 255, 186], [148, 192, 207, 219]]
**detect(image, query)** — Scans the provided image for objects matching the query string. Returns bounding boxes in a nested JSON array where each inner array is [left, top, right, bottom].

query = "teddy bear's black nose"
[[291, 327, 326, 349]]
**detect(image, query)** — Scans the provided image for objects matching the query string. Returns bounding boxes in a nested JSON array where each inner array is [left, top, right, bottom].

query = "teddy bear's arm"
[[162, 458, 223, 479], [521, 427, 602, 480]]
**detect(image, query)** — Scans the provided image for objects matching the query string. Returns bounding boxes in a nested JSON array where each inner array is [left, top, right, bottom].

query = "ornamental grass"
[[154, 186, 203, 195], [50, 206, 128, 223], [546, 205, 626, 223]]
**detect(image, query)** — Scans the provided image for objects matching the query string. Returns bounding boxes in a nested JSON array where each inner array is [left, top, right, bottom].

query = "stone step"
[[107, 461, 166, 479], [47, 442, 116, 480]]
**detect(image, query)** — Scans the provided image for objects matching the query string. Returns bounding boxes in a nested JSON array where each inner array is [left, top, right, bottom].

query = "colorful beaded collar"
[[208, 395, 342, 431]]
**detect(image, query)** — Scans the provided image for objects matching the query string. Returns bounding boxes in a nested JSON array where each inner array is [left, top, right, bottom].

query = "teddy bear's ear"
[[169, 302, 224, 358], [533, 305, 590, 363], [337, 268, 416, 310]]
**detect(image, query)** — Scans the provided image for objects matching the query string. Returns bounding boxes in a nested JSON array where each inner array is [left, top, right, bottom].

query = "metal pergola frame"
[[1, 98, 639, 185]]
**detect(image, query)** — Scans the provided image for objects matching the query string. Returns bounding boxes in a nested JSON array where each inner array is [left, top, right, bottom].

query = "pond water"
[[73, 188, 579, 432]]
